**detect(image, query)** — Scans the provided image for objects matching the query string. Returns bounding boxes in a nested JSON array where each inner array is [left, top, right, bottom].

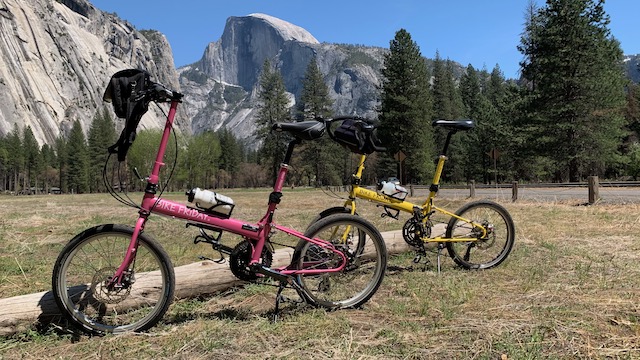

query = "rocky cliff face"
[[4, 4, 637, 148], [625, 55, 640, 83], [0, 0, 181, 145], [179, 13, 386, 144]]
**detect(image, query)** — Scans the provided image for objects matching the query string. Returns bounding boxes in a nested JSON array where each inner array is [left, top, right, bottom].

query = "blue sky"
[[90, 1, 639, 79]]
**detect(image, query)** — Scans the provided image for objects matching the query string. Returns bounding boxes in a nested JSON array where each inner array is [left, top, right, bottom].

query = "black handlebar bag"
[[333, 119, 382, 154], [103, 69, 152, 161]]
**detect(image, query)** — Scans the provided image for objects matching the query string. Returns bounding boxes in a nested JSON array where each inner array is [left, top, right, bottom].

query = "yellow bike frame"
[[344, 154, 487, 243]]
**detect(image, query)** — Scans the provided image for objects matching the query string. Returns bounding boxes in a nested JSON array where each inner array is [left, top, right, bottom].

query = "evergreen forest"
[[1, 0, 639, 194]]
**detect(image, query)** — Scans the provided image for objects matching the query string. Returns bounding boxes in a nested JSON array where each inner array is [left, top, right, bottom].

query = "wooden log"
[[0, 230, 411, 336]]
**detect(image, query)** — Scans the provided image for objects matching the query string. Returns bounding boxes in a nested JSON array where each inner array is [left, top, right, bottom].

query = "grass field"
[[1, 188, 640, 359]]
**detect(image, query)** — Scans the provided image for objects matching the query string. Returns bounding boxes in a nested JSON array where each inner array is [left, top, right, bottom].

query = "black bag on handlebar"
[[103, 69, 152, 161], [334, 119, 382, 154]]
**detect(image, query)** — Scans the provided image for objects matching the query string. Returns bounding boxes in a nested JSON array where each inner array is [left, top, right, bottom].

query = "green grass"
[[1, 189, 640, 358]]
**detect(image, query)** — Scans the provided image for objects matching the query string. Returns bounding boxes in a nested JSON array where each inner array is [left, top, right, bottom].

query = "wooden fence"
[[326, 177, 640, 204]]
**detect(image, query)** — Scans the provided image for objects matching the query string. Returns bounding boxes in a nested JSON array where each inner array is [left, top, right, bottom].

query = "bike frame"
[[344, 153, 487, 243], [109, 100, 347, 287]]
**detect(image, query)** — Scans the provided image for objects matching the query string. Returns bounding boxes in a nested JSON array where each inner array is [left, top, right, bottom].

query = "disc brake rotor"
[[91, 267, 131, 304]]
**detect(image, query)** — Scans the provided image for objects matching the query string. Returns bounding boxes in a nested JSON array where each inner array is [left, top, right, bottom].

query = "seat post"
[[283, 139, 301, 165], [441, 130, 456, 156]]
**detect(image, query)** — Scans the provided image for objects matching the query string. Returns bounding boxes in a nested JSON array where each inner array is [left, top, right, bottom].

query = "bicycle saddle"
[[272, 121, 326, 140], [432, 119, 475, 131]]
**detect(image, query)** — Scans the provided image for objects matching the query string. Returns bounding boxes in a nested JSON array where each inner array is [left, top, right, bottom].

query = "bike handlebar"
[[135, 82, 184, 103]]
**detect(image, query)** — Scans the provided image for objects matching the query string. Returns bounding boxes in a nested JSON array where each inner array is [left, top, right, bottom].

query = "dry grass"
[[1, 189, 640, 359]]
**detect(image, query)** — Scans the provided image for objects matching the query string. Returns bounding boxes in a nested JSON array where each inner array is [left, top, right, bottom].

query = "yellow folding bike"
[[313, 117, 515, 271]]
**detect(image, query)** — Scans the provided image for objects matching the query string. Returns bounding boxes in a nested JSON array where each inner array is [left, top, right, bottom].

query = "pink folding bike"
[[51, 71, 387, 335]]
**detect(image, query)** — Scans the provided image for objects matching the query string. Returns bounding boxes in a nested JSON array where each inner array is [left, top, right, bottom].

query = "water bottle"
[[186, 187, 234, 216], [380, 181, 408, 200]]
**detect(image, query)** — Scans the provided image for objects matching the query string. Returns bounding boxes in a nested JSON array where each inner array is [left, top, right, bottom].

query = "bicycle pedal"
[[412, 255, 422, 264]]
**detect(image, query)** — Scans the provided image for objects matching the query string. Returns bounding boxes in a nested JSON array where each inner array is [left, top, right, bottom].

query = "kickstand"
[[272, 282, 287, 322], [272, 279, 307, 322]]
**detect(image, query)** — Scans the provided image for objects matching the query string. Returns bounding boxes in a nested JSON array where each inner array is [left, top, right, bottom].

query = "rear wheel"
[[293, 214, 387, 309], [307, 206, 367, 256], [445, 201, 515, 269], [52, 224, 175, 335]]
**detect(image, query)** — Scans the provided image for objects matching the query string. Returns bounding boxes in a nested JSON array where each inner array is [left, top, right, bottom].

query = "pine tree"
[[625, 83, 640, 142], [54, 135, 67, 193], [482, 66, 516, 183], [22, 126, 41, 193], [519, 0, 627, 181], [432, 52, 454, 121], [66, 120, 89, 193], [6, 124, 22, 192], [0, 134, 7, 191], [88, 108, 117, 192], [218, 128, 241, 187], [218, 129, 239, 173], [378, 29, 434, 184], [459, 65, 492, 182], [256, 60, 291, 183], [40, 143, 56, 193], [297, 57, 343, 186]]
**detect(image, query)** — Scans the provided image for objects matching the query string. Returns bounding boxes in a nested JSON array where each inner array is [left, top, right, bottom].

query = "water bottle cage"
[[200, 203, 235, 217], [429, 184, 439, 193], [380, 206, 400, 220]]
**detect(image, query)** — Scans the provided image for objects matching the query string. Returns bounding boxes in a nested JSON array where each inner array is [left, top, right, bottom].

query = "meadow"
[[1, 188, 639, 359]]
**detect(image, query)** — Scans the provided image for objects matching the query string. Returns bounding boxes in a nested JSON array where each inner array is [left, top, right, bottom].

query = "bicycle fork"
[[105, 214, 148, 290]]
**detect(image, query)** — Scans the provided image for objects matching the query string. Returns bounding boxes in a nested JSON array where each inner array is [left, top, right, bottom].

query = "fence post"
[[512, 181, 518, 202], [469, 180, 475, 198], [588, 176, 600, 204], [409, 184, 414, 197]]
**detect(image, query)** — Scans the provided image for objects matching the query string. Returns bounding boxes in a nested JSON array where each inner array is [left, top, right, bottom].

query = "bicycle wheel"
[[306, 206, 367, 256], [52, 224, 175, 335], [445, 200, 515, 269], [292, 213, 387, 309]]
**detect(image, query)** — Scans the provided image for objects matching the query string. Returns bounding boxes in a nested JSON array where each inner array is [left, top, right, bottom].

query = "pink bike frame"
[[109, 100, 347, 286]]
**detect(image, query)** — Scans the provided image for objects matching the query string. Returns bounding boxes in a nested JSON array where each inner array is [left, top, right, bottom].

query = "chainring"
[[229, 240, 273, 281], [402, 217, 431, 247]]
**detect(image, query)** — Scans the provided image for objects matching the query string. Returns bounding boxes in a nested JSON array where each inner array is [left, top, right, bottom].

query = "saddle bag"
[[333, 119, 381, 154]]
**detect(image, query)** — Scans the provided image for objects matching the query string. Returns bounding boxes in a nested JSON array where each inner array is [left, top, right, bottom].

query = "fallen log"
[[0, 230, 411, 336]]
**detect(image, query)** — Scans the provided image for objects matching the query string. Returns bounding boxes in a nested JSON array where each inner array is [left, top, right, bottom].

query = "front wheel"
[[293, 214, 387, 309], [445, 200, 515, 270], [52, 224, 175, 335]]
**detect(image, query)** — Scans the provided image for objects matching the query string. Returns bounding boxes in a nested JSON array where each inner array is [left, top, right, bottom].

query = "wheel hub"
[[91, 267, 132, 304]]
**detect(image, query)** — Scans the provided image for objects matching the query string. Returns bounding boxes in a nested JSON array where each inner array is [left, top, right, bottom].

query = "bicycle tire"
[[292, 213, 387, 309], [445, 200, 515, 269], [306, 206, 367, 256], [52, 224, 175, 335], [306, 206, 354, 229]]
